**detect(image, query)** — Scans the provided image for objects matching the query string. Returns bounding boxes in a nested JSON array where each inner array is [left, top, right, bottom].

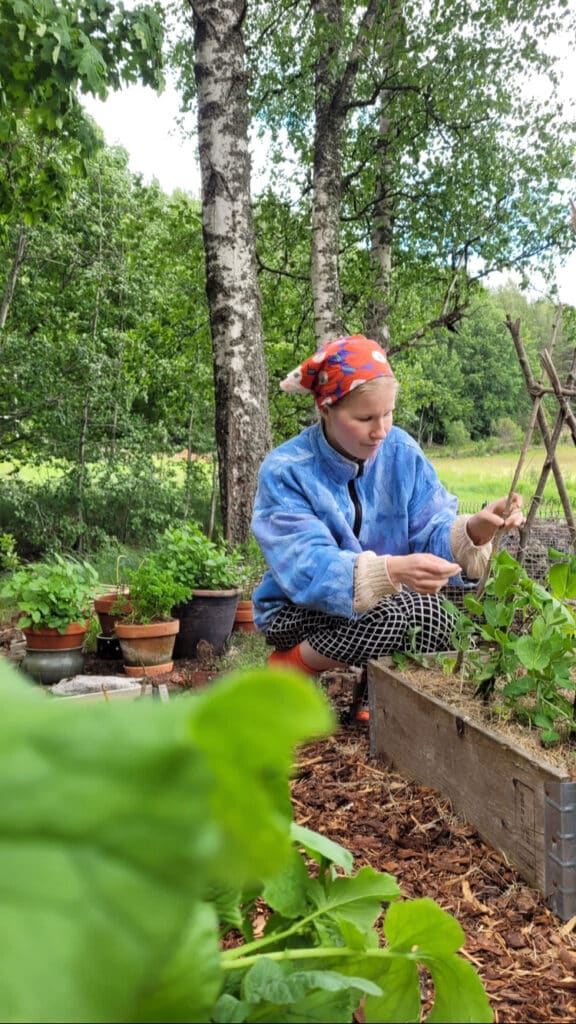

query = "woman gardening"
[[251, 335, 525, 720]]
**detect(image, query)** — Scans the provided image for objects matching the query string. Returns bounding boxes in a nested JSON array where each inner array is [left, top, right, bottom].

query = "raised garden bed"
[[368, 657, 576, 921]]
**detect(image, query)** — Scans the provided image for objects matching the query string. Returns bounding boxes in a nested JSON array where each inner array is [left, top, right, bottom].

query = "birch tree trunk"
[[191, 0, 272, 545], [0, 223, 27, 332], [365, 102, 393, 347], [311, 0, 344, 344], [365, 1, 402, 347], [311, 0, 383, 345]]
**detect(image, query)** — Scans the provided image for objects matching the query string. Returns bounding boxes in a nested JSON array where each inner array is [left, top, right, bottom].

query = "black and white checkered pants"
[[263, 590, 455, 665]]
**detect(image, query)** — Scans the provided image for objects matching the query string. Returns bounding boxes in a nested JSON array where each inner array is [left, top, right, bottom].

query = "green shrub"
[[445, 419, 470, 452], [491, 417, 523, 447], [0, 533, 19, 572], [0, 459, 212, 558]]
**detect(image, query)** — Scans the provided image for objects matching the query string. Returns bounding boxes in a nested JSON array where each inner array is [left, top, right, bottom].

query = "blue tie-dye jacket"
[[251, 422, 460, 630]]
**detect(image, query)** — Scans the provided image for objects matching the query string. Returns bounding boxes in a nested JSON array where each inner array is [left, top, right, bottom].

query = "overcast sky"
[[82, 42, 576, 307]]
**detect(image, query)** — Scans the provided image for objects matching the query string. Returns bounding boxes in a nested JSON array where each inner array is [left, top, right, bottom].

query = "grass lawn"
[[428, 445, 576, 511]]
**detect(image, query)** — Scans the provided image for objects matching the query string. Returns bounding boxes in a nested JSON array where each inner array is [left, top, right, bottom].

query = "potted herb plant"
[[155, 523, 244, 658], [114, 554, 190, 677], [0, 554, 99, 684]]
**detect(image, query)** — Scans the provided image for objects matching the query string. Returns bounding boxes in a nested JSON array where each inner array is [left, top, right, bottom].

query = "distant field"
[[429, 445, 576, 511], [2, 444, 575, 513]]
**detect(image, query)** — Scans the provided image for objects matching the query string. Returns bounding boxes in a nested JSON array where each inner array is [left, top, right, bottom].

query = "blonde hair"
[[316, 375, 398, 419]]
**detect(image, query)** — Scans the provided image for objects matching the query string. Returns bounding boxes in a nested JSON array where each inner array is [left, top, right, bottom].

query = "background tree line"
[[1, 0, 575, 555]]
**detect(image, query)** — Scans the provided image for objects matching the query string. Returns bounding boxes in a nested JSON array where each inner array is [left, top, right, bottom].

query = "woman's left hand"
[[466, 492, 526, 547]]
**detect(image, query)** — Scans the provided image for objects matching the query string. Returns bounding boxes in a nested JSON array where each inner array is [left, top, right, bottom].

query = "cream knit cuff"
[[353, 551, 402, 614], [450, 514, 492, 579]]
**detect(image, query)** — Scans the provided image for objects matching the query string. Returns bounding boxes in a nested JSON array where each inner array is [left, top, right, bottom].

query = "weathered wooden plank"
[[368, 659, 570, 895]]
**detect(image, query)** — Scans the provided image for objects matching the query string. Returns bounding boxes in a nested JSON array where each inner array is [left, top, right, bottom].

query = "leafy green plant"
[[234, 535, 267, 598], [445, 549, 576, 744], [0, 532, 20, 573], [217, 823, 491, 1023], [0, 658, 492, 1022], [157, 522, 245, 591], [120, 554, 191, 624], [0, 554, 99, 632]]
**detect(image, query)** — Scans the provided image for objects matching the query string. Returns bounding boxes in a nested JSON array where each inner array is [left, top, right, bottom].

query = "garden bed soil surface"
[[389, 657, 576, 779], [3, 624, 576, 1022]]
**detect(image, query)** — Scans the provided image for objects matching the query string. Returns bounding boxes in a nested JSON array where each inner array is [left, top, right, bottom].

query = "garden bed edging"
[[368, 658, 576, 921]]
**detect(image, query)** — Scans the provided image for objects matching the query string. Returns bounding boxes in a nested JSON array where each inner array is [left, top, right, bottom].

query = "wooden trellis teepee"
[[504, 309, 576, 564]]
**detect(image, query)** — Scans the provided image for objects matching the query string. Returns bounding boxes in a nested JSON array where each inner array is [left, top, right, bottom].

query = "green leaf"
[[502, 677, 534, 698], [512, 635, 550, 671], [462, 596, 485, 617], [309, 866, 402, 933], [212, 992, 250, 1022], [382, 901, 493, 1022], [426, 955, 493, 1022], [337, 915, 379, 951], [204, 880, 245, 932], [364, 959, 421, 1023], [549, 561, 569, 598], [188, 668, 334, 882], [134, 901, 221, 1022], [291, 822, 354, 874], [239, 959, 380, 1020], [263, 847, 313, 918], [287, 987, 359, 1022], [385, 898, 464, 954], [0, 686, 218, 1023], [539, 728, 561, 744]]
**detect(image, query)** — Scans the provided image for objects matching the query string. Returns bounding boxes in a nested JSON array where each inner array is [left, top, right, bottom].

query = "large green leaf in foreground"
[[0, 660, 332, 1022]]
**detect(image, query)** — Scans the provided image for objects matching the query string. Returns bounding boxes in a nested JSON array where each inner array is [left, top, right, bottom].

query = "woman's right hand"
[[387, 554, 461, 594]]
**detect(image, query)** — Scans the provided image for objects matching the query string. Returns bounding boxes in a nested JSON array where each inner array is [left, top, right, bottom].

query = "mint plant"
[[0, 553, 98, 631], [156, 522, 245, 591], [444, 549, 576, 745], [0, 659, 492, 1023]]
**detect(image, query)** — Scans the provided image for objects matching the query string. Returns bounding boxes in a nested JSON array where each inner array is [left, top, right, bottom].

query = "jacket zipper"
[[348, 463, 363, 538]]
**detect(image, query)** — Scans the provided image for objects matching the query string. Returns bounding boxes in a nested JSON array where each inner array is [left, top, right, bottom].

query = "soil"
[[3, 624, 576, 1022]]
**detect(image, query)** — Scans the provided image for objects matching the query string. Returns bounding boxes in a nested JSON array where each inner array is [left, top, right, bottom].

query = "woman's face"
[[321, 378, 398, 461]]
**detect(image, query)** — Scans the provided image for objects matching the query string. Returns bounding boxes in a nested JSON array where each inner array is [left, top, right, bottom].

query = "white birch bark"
[[191, 0, 272, 544], [311, 0, 384, 345], [0, 223, 27, 332], [366, 1, 402, 346]]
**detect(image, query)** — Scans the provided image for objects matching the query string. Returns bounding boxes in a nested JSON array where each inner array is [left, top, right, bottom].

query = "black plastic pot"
[[172, 589, 240, 659], [96, 633, 123, 660]]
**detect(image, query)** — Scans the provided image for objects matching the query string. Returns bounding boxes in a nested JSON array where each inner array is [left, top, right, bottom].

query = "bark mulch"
[[4, 627, 576, 1022], [300, 674, 576, 1024]]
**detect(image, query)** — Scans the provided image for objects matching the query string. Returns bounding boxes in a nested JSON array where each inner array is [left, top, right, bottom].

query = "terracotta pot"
[[23, 621, 90, 651], [233, 599, 256, 633], [93, 591, 131, 637], [115, 619, 179, 677]]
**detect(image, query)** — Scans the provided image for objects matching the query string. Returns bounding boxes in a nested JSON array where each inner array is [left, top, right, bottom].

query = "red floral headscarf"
[[280, 334, 395, 409]]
